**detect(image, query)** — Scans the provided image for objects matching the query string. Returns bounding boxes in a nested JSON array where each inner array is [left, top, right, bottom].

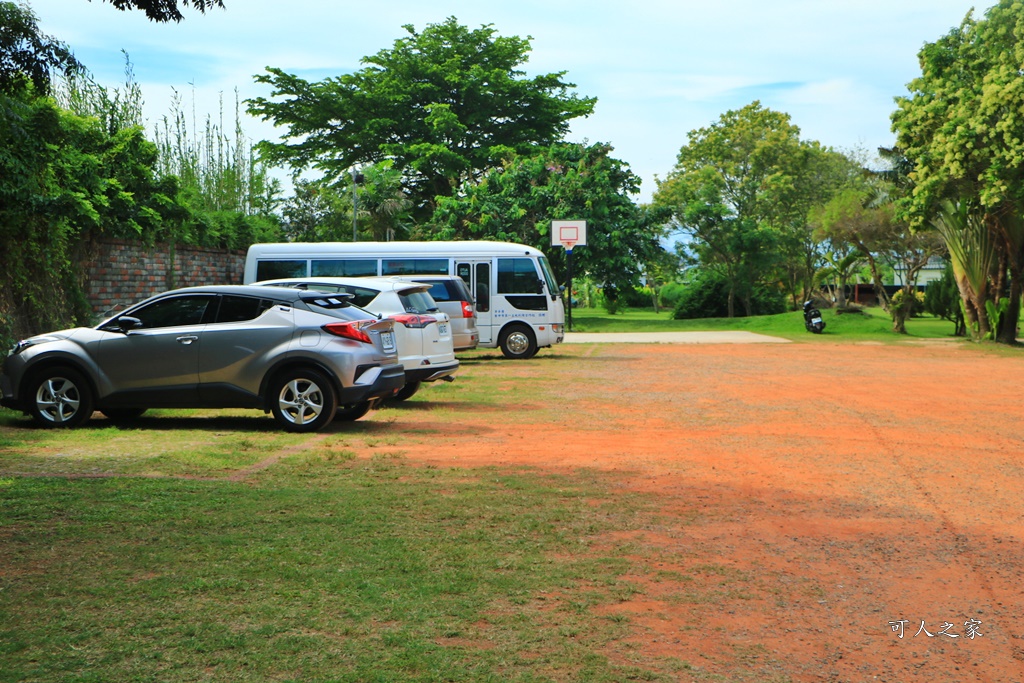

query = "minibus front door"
[[457, 261, 492, 345]]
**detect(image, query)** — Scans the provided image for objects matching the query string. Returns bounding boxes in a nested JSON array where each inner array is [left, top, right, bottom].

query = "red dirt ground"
[[387, 340, 1024, 682]]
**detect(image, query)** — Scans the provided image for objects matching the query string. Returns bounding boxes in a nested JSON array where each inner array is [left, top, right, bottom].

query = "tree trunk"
[[953, 271, 989, 339], [836, 275, 848, 308], [861, 251, 891, 313], [742, 294, 753, 317], [996, 279, 1021, 345]]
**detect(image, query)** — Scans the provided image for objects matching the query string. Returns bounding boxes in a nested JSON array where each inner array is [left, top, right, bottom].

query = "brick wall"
[[83, 239, 246, 315]]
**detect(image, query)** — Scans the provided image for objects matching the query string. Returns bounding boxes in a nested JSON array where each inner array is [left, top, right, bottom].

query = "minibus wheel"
[[499, 324, 537, 359]]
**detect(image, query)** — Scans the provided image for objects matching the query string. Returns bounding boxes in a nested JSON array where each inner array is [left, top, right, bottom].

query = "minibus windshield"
[[538, 256, 559, 296]]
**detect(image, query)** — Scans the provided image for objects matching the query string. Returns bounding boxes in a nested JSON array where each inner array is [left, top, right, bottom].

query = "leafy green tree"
[[776, 146, 865, 307], [892, 0, 1024, 343], [428, 142, 666, 298], [656, 102, 811, 317], [279, 180, 349, 242], [354, 161, 413, 241], [1, 86, 183, 337], [278, 163, 411, 243], [100, 0, 225, 23], [930, 199, 998, 337], [1, 1, 81, 95], [642, 248, 683, 313], [248, 17, 596, 221], [814, 185, 944, 333]]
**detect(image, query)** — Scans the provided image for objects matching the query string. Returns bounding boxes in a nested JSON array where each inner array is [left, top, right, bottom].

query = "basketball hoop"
[[550, 220, 586, 333], [551, 220, 587, 250]]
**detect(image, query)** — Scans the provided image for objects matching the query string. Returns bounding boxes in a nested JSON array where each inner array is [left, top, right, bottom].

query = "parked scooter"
[[803, 301, 825, 334]]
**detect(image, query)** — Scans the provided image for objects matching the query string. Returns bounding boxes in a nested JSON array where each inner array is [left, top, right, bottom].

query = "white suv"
[[256, 277, 458, 400], [388, 276, 478, 352]]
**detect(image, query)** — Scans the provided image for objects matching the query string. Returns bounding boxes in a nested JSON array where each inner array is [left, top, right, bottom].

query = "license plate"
[[811, 318, 822, 324], [380, 331, 395, 352], [438, 322, 448, 336]]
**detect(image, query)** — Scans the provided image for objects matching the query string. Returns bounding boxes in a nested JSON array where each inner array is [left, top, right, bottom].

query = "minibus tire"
[[499, 324, 537, 359]]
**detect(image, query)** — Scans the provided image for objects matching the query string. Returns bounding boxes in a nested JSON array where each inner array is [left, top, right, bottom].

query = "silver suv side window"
[[215, 295, 275, 323], [131, 296, 213, 329]]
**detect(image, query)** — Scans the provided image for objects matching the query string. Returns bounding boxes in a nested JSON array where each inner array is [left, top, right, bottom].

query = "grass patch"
[[0, 410, 308, 478], [570, 305, 962, 342], [0, 457, 667, 682]]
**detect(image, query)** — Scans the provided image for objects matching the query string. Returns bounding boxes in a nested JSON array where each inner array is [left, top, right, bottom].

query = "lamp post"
[[351, 167, 363, 241]]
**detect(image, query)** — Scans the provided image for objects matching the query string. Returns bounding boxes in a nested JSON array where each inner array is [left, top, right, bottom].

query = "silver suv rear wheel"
[[270, 368, 337, 432]]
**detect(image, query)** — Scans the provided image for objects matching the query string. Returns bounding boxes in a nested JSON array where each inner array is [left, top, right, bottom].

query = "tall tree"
[[248, 17, 596, 221], [655, 101, 807, 317], [98, 0, 225, 23], [892, 0, 1024, 343], [428, 142, 665, 296], [0, 1, 81, 95], [813, 185, 944, 333], [776, 145, 864, 307]]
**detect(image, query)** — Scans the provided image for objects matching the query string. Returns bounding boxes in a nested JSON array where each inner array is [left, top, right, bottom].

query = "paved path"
[[563, 331, 791, 344]]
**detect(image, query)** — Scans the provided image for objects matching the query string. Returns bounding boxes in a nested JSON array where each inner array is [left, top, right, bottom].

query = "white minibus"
[[244, 241, 565, 359]]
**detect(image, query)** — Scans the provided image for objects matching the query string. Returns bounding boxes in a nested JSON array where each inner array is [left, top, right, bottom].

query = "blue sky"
[[33, 0, 996, 203]]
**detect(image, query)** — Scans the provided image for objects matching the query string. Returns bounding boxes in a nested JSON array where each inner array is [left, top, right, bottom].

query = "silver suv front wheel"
[[29, 367, 94, 428], [270, 368, 337, 432]]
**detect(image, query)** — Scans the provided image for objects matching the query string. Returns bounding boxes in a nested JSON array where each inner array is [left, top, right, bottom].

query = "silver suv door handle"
[[176, 335, 199, 345]]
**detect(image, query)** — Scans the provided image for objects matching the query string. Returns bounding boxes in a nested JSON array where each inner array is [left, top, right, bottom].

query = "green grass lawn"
[[569, 305, 961, 342], [0, 385, 666, 683], [0, 465, 652, 683]]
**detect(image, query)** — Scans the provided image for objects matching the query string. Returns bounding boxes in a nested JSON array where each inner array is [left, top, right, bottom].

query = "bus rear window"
[[257, 260, 307, 280], [382, 258, 449, 275]]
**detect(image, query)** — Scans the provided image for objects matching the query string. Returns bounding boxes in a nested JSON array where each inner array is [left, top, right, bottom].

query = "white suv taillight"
[[390, 314, 435, 329], [460, 301, 474, 318]]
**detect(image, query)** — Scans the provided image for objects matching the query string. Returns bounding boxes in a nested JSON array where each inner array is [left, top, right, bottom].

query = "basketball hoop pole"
[[566, 246, 574, 331], [551, 220, 586, 333]]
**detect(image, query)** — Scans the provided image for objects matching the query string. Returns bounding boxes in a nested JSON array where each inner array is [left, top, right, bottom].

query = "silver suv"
[[0, 285, 405, 432]]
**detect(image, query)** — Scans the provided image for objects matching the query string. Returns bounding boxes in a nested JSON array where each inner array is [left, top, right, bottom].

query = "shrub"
[[599, 285, 622, 314], [620, 285, 654, 308], [672, 270, 785, 319], [659, 281, 687, 309], [890, 289, 926, 317]]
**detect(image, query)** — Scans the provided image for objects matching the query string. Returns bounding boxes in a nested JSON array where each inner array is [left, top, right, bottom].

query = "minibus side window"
[[256, 260, 307, 280], [382, 258, 448, 275], [456, 262, 471, 286], [497, 258, 542, 294], [311, 259, 378, 277]]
